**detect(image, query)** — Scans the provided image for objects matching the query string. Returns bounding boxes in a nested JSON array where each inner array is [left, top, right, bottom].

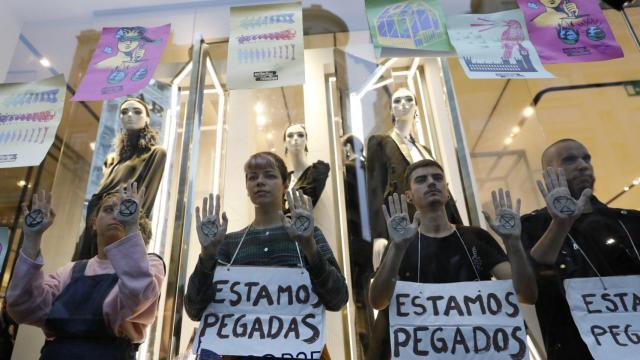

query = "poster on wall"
[[0, 74, 66, 168], [72, 24, 171, 101], [194, 266, 325, 358], [517, 0, 623, 64], [227, 2, 305, 90], [447, 10, 553, 79], [389, 280, 530, 359], [365, 0, 455, 56], [564, 275, 640, 360]]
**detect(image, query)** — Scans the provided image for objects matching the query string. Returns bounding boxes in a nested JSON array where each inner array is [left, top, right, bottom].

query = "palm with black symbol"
[[538, 167, 591, 222], [195, 193, 228, 260], [483, 188, 521, 241], [22, 190, 56, 237], [114, 182, 145, 232], [382, 193, 420, 249], [282, 190, 315, 243]]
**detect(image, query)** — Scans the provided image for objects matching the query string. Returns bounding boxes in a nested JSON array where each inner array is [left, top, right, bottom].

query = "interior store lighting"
[[504, 137, 513, 145], [39, 57, 51, 67], [17, 180, 27, 187], [255, 102, 264, 113], [256, 115, 266, 127], [522, 106, 535, 117], [89, 142, 96, 151], [512, 126, 520, 134]]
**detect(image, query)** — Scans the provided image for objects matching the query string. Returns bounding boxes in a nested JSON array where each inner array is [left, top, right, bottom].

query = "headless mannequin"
[[73, 99, 167, 260], [283, 124, 330, 209]]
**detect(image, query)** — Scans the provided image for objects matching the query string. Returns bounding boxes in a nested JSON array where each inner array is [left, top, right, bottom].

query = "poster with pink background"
[[517, 0, 623, 64], [73, 24, 170, 101]]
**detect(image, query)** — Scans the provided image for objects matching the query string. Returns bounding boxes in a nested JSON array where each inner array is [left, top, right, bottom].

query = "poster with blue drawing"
[[73, 24, 170, 101], [447, 10, 553, 79], [227, 2, 305, 90], [0, 74, 66, 168], [365, 0, 454, 54]]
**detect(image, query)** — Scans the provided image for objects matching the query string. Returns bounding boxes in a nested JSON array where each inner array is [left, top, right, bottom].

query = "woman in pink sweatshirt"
[[6, 182, 164, 360]]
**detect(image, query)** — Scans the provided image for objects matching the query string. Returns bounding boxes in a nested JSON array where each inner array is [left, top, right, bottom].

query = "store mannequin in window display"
[[283, 124, 330, 209], [366, 88, 462, 269], [73, 98, 167, 260]]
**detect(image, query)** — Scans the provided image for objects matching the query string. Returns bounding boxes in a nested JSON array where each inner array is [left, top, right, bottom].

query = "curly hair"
[[114, 98, 159, 162]]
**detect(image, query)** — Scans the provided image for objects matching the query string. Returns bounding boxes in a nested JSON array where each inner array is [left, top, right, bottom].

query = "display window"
[[0, 2, 638, 360]]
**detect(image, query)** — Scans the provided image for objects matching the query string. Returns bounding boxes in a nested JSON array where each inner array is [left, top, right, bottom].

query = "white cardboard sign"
[[564, 275, 640, 360], [194, 266, 325, 358], [390, 280, 530, 359]]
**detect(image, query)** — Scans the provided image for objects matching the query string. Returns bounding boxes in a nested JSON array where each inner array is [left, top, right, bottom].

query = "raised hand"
[[483, 188, 521, 241], [282, 190, 315, 245], [22, 190, 55, 237], [563, 2, 579, 17], [537, 167, 591, 223], [382, 193, 420, 249], [195, 193, 228, 260], [114, 182, 145, 233]]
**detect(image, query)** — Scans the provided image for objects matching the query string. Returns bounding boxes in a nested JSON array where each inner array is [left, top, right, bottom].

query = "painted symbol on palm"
[[552, 196, 577, 215], [537, 167, 592, 221], [482, 188, 521, 240], [25, 209, 45, 228], [498, 213, 517, 229], [118, 199, 138, 217], [293, 214, 312, 233], [390, 216, 409, 234], [200, 219, 219, 238]]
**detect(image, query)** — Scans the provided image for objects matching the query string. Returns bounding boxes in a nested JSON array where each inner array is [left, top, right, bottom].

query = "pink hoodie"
[[6, 231, 164, 343]]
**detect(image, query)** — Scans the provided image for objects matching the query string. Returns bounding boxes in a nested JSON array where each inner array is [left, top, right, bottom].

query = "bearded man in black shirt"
[[521, 138, 640, 360]]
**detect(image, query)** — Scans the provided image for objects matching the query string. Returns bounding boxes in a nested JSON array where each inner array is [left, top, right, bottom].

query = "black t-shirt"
[[368, 226, 508, 360], [521, 198, 640, 360], [396, 226, 507, 284]]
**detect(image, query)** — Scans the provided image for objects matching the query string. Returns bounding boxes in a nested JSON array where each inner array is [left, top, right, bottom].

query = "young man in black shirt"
[[367, 159, 537, 359], [521, 139, 640, 360]]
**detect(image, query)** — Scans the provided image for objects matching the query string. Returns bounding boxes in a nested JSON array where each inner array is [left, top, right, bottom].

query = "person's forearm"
[[369, 242, 407, 310], [530, 218, 573, 264], [504, 237, 538, 304], [21, 234, 42, 261], [184, 255, 218, 321]]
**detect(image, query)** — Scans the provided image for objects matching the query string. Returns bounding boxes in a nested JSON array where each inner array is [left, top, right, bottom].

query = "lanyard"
[[566, 219, 640, 290], [225, 224, 305, 273], [417, 228, 481, 283]]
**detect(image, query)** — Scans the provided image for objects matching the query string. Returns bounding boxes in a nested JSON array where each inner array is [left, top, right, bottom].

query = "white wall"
[[0, 5, 22, 82]]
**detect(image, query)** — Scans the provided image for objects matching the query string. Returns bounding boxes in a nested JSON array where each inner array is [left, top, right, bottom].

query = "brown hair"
[[404, 159, 445, 188], [244, 152, 289, 185], [92, 193, 152, 245]]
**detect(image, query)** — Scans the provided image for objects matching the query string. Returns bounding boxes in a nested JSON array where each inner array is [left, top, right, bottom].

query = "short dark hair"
[[404, 159, 445, 188], [244, 152, 289, 185], [341, 134, 364, 154], [283, 124, 309, 154], [93, 193, 152, 245], [541, 138, 582, 168]]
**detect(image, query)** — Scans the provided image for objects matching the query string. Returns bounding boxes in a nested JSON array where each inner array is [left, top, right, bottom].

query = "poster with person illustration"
[[365, 0, 455, 55], [517, 0, 623, 63], [227, 2, 305, 89], [447, 9, 553, 79], [0, 74, 66, 168], [73, 24, 171, 101]]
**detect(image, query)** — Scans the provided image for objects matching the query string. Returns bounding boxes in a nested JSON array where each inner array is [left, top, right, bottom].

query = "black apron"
[[41, 260, 138, 360]]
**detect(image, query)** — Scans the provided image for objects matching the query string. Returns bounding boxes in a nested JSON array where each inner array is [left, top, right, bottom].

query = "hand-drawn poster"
[[73, 24, 171, 101], [517, 0, 623, 64], [448, 10, 553, 79], [0, 74, 66, 168], [366, 0, 454, 54], [227, 2, 305, 90]]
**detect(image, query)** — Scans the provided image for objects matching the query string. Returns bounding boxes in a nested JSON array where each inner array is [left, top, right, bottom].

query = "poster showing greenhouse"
[[365, 0, 454, 53]]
